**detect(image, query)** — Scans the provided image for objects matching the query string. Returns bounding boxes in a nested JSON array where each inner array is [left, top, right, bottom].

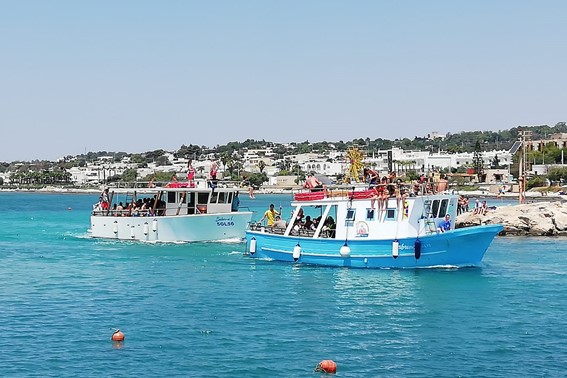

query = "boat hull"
[[245, 224, 503, 268], [90, 212, 253, 242]]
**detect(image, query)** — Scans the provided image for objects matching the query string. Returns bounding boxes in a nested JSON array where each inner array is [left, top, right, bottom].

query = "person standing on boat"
[[231, 192, 240, 212], [209, 161, 218, 188], [187, 160, 196, 188], [259, 203, 279, 226]]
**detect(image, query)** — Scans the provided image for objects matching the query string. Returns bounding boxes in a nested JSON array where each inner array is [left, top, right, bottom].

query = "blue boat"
[[245, 187, 502, 268]]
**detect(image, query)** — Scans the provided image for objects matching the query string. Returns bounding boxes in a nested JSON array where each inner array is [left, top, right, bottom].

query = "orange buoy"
[[315, 360, 337, 374], [111, 329, 125, 342]]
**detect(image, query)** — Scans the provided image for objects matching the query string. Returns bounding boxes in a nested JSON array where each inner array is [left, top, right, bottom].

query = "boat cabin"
[[250, 187, 458, 241], [92, 186, 241, 217]]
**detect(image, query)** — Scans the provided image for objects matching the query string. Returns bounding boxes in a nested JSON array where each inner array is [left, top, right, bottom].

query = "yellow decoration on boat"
[[345, 147, 364, 183]]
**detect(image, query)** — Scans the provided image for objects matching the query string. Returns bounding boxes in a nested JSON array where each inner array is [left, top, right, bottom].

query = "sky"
[[1, 0, 566, 162]]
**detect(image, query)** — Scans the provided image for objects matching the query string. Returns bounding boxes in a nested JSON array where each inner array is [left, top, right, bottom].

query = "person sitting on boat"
[[294, 208, 304, 223], [259, 204, 279, 227], [304, 173, 324, 192], [363, 168, 379, 187], [93, 196, 103, 213], [116, 201, 124, 216], [167, 174, 181, 188], [321, 216, 336, 238], [369, 185, 384, 212], [303, 215, 315, 231], [438, 214, 452, 232], [272, 215, 287, 229], [378, 188, 390, 212]]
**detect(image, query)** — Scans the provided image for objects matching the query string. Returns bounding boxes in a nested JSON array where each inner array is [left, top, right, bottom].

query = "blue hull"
[[245, 224, 503, 269]]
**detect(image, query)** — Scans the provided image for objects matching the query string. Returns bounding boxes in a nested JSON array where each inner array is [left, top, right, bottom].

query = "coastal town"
[[2, 128, 567, 197]]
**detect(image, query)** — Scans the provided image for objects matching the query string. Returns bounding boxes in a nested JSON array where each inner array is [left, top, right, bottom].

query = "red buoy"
[[315, 360, 337, 374], [111, 329, 125, 342]]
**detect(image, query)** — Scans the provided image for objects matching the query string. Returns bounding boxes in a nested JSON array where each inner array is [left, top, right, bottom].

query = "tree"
[[220, 152, 232, 172], [491, 154, 501, 169], [247, 172, 268, 188], [121, 169, 138, 182], [257, 160, 266, 173], [547, 167, 567, 183]]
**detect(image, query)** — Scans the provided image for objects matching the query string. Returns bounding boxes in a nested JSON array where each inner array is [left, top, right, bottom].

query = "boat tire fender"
[[392, 240, 399, 259], [414, 239, 422, 260]]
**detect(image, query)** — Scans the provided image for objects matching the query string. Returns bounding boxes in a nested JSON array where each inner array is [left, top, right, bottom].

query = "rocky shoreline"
[[456, 201, 567, 236]]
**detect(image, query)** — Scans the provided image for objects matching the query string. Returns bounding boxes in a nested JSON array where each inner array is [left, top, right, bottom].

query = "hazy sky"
[[1, 1, 565, 162]]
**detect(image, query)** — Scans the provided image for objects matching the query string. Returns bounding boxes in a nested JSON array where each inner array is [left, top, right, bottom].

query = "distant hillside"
[[1, 122, 565, 168]]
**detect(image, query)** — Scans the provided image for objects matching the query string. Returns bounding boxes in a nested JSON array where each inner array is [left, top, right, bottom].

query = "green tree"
[[247, 172, 268, 188], [547, 167, 567, 183], [121, 169, 138, 182], [257, 160, 266, 173]]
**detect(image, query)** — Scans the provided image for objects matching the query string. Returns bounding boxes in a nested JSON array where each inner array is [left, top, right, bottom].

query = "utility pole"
[[518, 129, 532, 204]]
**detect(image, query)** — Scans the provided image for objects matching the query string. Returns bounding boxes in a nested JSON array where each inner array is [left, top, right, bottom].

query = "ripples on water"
[[0, 193, 566, 377]]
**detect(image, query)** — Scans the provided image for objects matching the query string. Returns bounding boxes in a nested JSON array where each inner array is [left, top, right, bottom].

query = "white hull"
[[90, 212, 252, 242]]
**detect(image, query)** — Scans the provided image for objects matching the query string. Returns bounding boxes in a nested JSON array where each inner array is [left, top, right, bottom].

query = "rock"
[[456, 201, 567, 236]]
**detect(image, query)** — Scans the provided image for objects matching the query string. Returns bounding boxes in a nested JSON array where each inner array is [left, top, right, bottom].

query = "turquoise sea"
[[1, 192, 566, 377]]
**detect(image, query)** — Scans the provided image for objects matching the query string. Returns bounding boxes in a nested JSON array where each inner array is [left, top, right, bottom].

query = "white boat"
[[245, 186, 502, 268], [90, 182, 252, 242]]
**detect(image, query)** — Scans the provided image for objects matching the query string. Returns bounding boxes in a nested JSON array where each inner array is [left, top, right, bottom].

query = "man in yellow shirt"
[[260, 204, 279, 226]]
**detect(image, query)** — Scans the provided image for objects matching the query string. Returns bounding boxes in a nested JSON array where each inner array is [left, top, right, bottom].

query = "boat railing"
[[292, 182, 445, 201], [92, 208, 166, 217], [248, 222, 335, 238]]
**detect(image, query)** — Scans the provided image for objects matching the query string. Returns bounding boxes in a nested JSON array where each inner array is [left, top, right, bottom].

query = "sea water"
[[0, 192, 566, 377]]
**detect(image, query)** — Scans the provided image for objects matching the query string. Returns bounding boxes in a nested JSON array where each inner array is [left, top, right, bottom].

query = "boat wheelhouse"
[[90, 184, 252, 242], [246, 186, 502, 268]]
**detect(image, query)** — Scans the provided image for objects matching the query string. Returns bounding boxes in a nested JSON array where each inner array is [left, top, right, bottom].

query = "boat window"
[[218, 192, 226, 203], [366, 208, 375, 220], [187, 193, 196, 214], [385, 208, 396, 220], [439, 199, 449, 217], [424, 200, 432, 218], [345, 208, 356, 226], [167, 192, 176, 204], [431, 200, 440, 218], [197, 192, 209, 205]]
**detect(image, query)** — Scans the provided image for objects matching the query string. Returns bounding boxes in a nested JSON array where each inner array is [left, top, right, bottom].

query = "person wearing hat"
[[259, 203, 280, 226]]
